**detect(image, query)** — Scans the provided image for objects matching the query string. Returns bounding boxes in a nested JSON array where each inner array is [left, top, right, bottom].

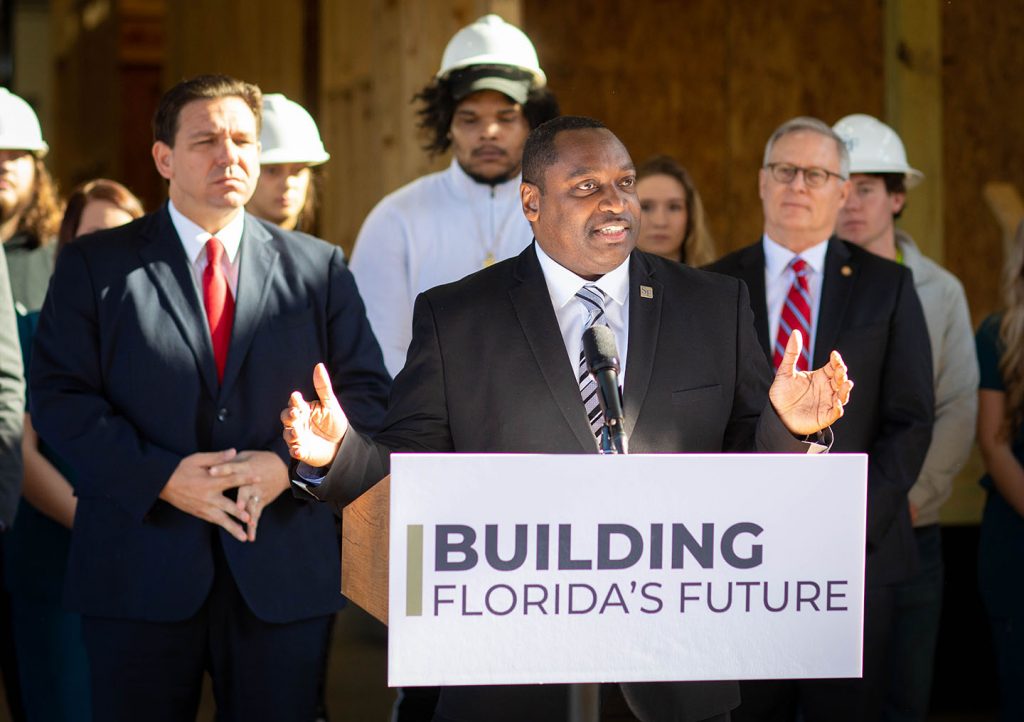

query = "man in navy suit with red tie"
[[30, 75, 391, 721], [708, 116, 934, 721]]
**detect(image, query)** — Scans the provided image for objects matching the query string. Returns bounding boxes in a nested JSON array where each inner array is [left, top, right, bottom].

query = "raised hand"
[[281, 362, 349, 468], [769, 330, 854, 435]]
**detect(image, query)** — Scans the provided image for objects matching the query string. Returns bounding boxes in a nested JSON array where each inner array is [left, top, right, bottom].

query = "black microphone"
[[582, 325, 628, 454]]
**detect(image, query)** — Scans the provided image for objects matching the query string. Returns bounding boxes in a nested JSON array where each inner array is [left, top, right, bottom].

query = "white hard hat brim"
[[0, 142, 48, 156], [849, 163, 924, 189], [438, 56, 547, 87], [259, 149, 330, 166]]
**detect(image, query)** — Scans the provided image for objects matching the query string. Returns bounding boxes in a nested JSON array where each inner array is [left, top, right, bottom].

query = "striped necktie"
[[773, 257, 812, 372], [576, 284, 608, 440]]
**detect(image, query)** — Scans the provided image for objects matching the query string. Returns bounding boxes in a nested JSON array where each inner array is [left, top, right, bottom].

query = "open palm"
[[769, 330, 854, 435]]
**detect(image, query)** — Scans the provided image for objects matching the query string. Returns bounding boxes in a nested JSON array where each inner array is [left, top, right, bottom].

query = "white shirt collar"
[[762, 234, 829, 280], [167, 200, 245, 265], [534, 240, 630, 310]]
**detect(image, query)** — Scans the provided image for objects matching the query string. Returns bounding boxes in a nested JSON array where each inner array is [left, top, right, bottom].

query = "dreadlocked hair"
[[413, 79, 560, 156]]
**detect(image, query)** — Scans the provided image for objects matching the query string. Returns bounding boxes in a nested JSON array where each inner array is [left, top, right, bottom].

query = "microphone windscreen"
[[582, 325, 620, 374]]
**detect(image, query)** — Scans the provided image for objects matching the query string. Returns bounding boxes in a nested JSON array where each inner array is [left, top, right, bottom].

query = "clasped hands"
[[158, 448, 289, 542]]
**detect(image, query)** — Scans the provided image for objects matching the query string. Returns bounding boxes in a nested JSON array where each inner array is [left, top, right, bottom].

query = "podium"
[[341, 475, 390, 625], [340, 453, 867, 688]]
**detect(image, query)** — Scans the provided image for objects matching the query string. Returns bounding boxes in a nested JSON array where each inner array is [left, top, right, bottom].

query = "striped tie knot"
[[773, 256, 812, 372], [576, 284, 607, 328]]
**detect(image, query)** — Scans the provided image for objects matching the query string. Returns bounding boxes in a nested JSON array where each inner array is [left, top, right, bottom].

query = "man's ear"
[[521, 182, 541, 222], [890, 191, 907, 216], [837, 178, 851, 208], [152, 141, 173, 181]]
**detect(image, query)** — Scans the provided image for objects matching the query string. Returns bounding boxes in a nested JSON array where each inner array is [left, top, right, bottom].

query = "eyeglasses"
[[765, 163, 847, 188]]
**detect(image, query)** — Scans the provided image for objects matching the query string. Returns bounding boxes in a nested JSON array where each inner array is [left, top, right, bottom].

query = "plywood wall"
[[942, 2, 1024, 325], [50, 0, 164, 210], [523, 0, 885, 256], [939, 1, 1024, 523], [46, 0, 1024, 319], [162, 0, 306, 102], [317, 0, 521, 252]]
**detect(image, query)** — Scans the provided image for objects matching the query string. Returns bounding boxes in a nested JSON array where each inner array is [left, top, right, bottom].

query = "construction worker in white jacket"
[[349, 15, 559, 377]]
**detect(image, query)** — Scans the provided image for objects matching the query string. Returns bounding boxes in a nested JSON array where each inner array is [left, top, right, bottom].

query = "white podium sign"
[[388, 453, 867, 687]]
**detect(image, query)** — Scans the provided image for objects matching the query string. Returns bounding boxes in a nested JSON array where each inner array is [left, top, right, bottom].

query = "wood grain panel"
[[939, 2, 1024, 524], [51, 2, 164, 210], [524, 0, 729, 252], [341, 475, 391, 625], [319, 0, 520, 253], [524, 0, 883, 256], [885, 0, 943, 263], [942, 2, 1024, 327], [724, 2, 884, 251], [163, 0, 305, 102]]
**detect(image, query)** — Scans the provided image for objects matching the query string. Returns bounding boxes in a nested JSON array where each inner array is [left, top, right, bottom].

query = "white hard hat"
[[832, 113, 923, 188], [437, 14, 546, 88], [259, 93, 329, 166], [0, 88, 48, 156]]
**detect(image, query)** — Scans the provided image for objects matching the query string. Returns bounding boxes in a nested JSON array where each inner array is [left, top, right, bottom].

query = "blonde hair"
[[999, 220, 1024, 431], [636, 155, 716, 266]]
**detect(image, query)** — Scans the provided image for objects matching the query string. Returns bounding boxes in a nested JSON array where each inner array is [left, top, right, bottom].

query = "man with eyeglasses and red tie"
[[709, 116, 935, 722]]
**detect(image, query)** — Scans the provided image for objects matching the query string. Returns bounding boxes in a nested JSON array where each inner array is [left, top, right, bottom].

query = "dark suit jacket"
[[708, 237, 934, 588], [29, 205, 390, 624], [313, 244, 812, 722]]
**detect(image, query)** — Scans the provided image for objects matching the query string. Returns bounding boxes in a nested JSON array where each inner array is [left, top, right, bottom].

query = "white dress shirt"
[[534, 242, 630, 386], [763, 234, 828, 364], [168, 201, 244, 298]]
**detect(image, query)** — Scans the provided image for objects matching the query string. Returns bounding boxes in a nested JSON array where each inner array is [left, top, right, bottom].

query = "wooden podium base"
[[340, 475, 390, 625]]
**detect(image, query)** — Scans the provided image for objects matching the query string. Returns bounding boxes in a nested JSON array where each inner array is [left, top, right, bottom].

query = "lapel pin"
[[640, 285, 654, 299], [841, 265, 853, 277]]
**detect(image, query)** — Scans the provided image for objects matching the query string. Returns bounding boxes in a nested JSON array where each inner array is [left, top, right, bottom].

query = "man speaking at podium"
[[282, 116, 853, 722]]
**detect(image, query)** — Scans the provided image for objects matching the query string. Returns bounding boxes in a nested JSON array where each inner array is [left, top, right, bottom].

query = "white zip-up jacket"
[[350, 160, 534, 376]]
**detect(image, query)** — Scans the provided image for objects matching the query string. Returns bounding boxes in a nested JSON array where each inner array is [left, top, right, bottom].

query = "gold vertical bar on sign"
[[406, 524, 424, 617]]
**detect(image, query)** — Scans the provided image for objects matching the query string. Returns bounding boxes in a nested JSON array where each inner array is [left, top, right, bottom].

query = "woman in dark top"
[[976, 225, 1024, 722], [5, 179, 142, 722]]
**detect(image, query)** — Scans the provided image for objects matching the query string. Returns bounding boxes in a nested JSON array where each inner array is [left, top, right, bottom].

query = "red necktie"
[[203, 237, 234, 381], [773, 257, 812, 372]]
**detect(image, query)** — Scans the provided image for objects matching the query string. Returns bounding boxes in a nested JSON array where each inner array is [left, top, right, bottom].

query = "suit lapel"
[[813, 237, 855, 368], [139, 206, 219, 398], [219, 216, 279, 400], [622, 253, 661, 440], [508, 244, 596, 452], [735, 243, 771, 359]]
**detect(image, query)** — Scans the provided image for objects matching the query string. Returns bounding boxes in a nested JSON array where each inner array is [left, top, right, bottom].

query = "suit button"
[[216, 408, 229, 422]]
